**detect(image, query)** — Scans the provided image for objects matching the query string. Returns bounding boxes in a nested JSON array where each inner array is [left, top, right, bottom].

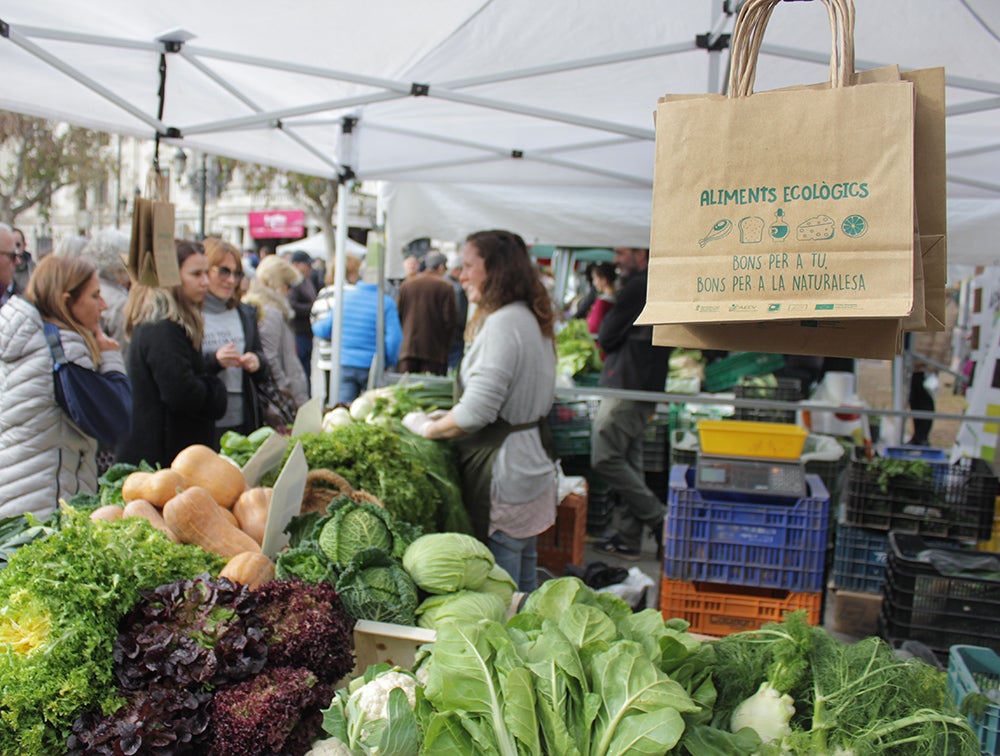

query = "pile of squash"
[[89, 444, 275, 589]]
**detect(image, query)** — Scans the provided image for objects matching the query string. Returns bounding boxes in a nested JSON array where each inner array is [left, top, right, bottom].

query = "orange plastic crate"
[[537, 492, 587, 575], [659, 576, 822, 636]]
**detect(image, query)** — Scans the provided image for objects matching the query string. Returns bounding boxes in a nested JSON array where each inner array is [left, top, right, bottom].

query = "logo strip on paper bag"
[[640, 79, 915, 326]]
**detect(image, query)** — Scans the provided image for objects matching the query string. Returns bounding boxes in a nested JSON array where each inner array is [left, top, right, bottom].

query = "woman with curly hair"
[[117, 240, 227, 467], [402, 229, 558, 592], [241, 255, 310, 409]]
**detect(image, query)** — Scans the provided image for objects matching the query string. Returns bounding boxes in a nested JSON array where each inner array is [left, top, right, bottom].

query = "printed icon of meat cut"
[[796, 214, 836, 241], [738, 216, 765, 243], [699, 218, 733, 247]]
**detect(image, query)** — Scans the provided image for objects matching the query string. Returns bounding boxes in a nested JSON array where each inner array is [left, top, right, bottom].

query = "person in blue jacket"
[[312, 266, 403, 404]]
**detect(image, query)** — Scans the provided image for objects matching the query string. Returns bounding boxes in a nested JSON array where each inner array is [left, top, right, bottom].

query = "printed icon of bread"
[[796, 214, 835, 241], [738, 216, 765, 243]]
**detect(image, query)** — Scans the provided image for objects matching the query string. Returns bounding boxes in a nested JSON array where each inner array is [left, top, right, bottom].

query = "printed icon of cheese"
[[738, 216, 765, 243], [796, 214, 835, 241]]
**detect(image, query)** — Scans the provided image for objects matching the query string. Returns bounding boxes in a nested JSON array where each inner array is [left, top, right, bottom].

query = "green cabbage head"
[[318, 498, 405, 566], [402, 532, 494, 594], [415, 590, 508, 630]]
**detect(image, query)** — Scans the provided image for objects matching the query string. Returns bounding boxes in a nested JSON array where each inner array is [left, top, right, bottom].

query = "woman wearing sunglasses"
[[201, 237, 267, 443]]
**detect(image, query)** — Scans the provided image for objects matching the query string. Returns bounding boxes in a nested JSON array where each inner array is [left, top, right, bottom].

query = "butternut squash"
[[162, 486, 262, 559], [170, 444, 246, 509], [89, 504, 123, 522], [220, 507, 240, 529], [233, 488, 272, 545], [123, 469, 186, 508], [121, 472, 152, 503], [122, 499, 180, 542], [219, 551, 275, 589]]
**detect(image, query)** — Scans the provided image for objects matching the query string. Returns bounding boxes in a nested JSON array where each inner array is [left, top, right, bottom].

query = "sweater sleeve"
[[450, 317, 519, 433]]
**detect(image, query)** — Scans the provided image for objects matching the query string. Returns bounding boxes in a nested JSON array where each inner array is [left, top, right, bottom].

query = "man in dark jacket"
[[592, 247, 672, 560]]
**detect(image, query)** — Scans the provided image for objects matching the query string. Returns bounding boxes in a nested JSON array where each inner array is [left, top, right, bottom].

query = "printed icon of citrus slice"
[[841, 214, 867, 238]]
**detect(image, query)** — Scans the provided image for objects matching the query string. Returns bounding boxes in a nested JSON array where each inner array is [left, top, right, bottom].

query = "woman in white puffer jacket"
[[0, 255, 130, 519]]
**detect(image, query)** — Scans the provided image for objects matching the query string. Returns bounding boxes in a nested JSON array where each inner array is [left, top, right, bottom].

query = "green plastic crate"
[[704, 352, 785, 393]]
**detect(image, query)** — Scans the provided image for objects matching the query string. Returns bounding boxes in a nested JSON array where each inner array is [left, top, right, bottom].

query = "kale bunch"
[[113, 574, 267, 691], [251, 578, 355, 684], [208, 666, 333, 756], [66, 687, 212, 755]]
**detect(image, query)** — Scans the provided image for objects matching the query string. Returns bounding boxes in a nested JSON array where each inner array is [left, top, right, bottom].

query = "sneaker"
[[593, 534, 641, 561]]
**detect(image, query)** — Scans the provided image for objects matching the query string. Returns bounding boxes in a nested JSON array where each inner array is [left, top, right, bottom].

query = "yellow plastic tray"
[[697, 420, 808, 460]]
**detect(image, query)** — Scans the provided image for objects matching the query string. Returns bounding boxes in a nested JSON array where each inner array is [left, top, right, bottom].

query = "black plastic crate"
[[844, 450, 999, 541], [734, 377, 802, 424], [880, 532, 1000, 655], [832, 524, 888, 593]]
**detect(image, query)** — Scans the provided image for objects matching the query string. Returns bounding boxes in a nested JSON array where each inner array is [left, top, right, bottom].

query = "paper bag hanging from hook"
[[127, 197, 180, 288], [639, 0, 916, 328]]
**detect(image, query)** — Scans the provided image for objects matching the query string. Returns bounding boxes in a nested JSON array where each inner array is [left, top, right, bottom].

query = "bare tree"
[[0, 111, 114, 224]]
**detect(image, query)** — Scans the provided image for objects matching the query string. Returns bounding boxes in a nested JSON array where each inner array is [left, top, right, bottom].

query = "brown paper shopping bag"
[[652, 317, 902, 361], [638, 0, 915, 328], [855, 65, 947, 332], [128, 197, 180, 288]]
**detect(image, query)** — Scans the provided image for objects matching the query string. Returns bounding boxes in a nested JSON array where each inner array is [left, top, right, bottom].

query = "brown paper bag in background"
[[652, 317, 902, 361], [639, 0, 916, 328], [128, 197, 180, 288], [858, 66, 947, 332]]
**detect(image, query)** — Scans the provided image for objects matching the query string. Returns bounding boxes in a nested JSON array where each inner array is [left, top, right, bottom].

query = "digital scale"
[[695, 453, 808, 499]]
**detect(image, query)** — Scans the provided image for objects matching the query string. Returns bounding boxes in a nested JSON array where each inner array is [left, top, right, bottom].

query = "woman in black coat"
[[116, 240, 228, 468]]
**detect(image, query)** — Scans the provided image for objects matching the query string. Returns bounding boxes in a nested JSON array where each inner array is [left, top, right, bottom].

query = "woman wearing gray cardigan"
[[401, 230, 558, 593]]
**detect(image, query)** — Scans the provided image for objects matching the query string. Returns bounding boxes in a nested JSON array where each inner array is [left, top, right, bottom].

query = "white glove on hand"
[[402, 411, 434, 437]]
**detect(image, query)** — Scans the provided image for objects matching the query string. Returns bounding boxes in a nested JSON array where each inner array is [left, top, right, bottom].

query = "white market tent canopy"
[[274, 232, 368, 261], [2, 0, 1000, 273]]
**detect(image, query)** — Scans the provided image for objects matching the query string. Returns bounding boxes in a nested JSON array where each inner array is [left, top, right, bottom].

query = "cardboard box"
[[537, 492, 587, 575], [831, 588, 883, 638]]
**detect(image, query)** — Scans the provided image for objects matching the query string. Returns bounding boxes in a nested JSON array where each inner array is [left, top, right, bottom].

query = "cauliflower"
[[306, 737, 353, 756], [319, 666, 423, 753], [349, 670, 418, 723]]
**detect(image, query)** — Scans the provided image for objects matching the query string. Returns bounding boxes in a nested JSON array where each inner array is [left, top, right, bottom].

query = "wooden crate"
[[537, 492, 587, 575]]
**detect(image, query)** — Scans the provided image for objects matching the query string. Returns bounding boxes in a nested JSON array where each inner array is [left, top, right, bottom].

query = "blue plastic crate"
[[832, 525, 888, 593], [948, 645, 1000, 755], [884, 445, 949, 462], [663, 465, 829, 592]]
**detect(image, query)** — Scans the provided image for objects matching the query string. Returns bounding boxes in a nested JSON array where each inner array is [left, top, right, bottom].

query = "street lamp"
[[171, 148, 207, 240]]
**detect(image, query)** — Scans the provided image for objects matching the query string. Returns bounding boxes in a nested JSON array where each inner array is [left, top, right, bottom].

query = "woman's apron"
[[453, 416, 557, 542]]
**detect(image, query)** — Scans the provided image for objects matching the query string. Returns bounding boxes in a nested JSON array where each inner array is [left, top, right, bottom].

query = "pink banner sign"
[[248, 209, 305, 239]]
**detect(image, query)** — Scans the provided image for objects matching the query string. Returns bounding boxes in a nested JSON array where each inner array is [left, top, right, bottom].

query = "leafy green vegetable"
[[479, 563, 518, 607], [97, 461, 154, 507], [710, 611, 980, 755], [219, 426, 276, 467], [274, 544, 338, 585], [418, 577, 709, 756], [556, 318, 603, 377], [415, 590, 508, 630], [0, 513, 54, 570], [402, 532, 495, 594], [0, 508, 223, 756], [318, 496, 410, 565], [271, 424, 444, 532], [864, 456, 934, 494], [335, 547, 419, 626]]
